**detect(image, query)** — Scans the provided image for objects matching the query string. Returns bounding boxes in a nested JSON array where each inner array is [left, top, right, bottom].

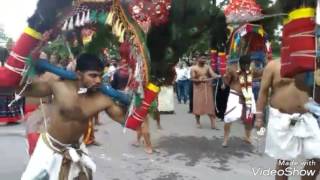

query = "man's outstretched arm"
[[105, 102, 127, 125], [255, 61, 275, 128]]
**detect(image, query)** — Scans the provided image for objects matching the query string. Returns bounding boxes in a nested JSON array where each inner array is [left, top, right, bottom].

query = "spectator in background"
[[188, 60, 197, 113], [108, 60, 117, 82], [49, 53, 61, 67], [0, 47, 9, 66], [66, 56, 77, 71], [102, 61, 111, 83], [191, 53, 220, 129], [175, 62, 189, 104]]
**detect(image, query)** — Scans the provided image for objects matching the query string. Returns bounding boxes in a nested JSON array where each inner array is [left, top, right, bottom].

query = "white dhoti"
[[265, 107, 320, 160], [21, 133, 96, 180], [224, 90, 244, 123]]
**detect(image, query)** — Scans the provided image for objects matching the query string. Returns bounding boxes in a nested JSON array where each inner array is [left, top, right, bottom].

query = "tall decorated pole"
[[102, 0, 171, 130], [125, 83, 160, 130]]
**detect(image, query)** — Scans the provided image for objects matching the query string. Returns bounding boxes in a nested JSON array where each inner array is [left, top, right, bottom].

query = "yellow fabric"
[[288, 8, 315, 22], [24, 27, 42, 40], [147, 83, 160, 93], [83, 119, 94, 145], [283, 18, 289, 25], [258, 28, 264, 37]]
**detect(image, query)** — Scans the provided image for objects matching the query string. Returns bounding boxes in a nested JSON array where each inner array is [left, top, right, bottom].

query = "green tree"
[[144, 0, 227, 82], [42, 37, 70, 60], [256, 0, 273, 9]]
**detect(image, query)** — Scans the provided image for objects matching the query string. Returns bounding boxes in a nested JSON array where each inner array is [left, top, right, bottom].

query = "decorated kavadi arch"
[[223, 0, 271, 125], [0, 0, 228, 130]]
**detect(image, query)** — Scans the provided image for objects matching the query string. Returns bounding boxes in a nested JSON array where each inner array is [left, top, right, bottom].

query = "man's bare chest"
[[194, 68, 209, 77], [53, 93, 100, 120]]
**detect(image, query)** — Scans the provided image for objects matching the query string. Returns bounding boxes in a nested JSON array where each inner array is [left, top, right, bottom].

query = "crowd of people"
[[172, 52, 320, 180]]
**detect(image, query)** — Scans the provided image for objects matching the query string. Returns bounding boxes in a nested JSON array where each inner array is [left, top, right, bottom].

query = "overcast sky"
[[0, 0, 37, 40]]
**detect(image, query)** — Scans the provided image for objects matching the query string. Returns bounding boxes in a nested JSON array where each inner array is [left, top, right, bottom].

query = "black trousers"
[[215, 78, 230, 119], [189, 81, 193, 112]]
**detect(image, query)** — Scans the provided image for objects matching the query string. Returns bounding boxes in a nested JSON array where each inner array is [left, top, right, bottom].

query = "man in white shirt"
[[175, 63, 188, 104], [107, 60, 117, 82]]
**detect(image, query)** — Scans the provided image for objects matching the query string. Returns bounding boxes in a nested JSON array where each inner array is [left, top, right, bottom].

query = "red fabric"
[[126, 86, 159, 130], [219, 53, 227, 76], [119, 42, 131, 61], [288, 34, 315, 53], [280, 17, 315, 77], [0, 116, 21, 123], [0, 31, 40, 88], [245, 33, 265, 52], [289, 55, 315, 75], [244, 113, 254, 126], [280, 47, 292, 76], [283, 18, 315, 39], [0, 67, 21, 87], [23, 104, 39, 121], [27, 132, 40, 156], [25, 104, 38, 114], [211, 51, 218, 72]]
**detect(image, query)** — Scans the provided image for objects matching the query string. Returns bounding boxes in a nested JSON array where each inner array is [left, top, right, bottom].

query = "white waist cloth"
[[21, 133, 96, 180], [224, 90, 243, 123], [158, 86, 174, 112], [265, 106, 320, 160]]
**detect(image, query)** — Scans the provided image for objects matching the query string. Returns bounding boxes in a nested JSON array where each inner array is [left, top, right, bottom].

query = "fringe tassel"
[[86, 10, 91, 23], [68, 17, 74, 30], [62, 20, 68, 31], [106, 11, 114, 25], [80, 12, 86, 26], [119, 28, 126, 43], [75, 13, 81, 27]]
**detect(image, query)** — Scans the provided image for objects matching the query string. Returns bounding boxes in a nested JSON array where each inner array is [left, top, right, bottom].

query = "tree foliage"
[[145, 0, 227, 81], [42, 37, 70, 60]]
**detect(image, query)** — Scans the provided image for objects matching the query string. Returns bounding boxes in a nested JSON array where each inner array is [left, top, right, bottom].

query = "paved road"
[[0, 102, 317, 180]]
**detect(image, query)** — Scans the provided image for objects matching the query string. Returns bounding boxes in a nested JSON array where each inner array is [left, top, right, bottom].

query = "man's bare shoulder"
[[264, 60, 280, 74], [266, 59, 279, 68], [50, 80, 77, 92], [39, 72, 60, 82], [82, 91, 116, 112], [191, 65, 199, 70]]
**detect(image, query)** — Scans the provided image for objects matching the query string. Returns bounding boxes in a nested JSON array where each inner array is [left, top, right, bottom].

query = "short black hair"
[[76, 53, 104, 72], [239, 54, 251, 66]]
